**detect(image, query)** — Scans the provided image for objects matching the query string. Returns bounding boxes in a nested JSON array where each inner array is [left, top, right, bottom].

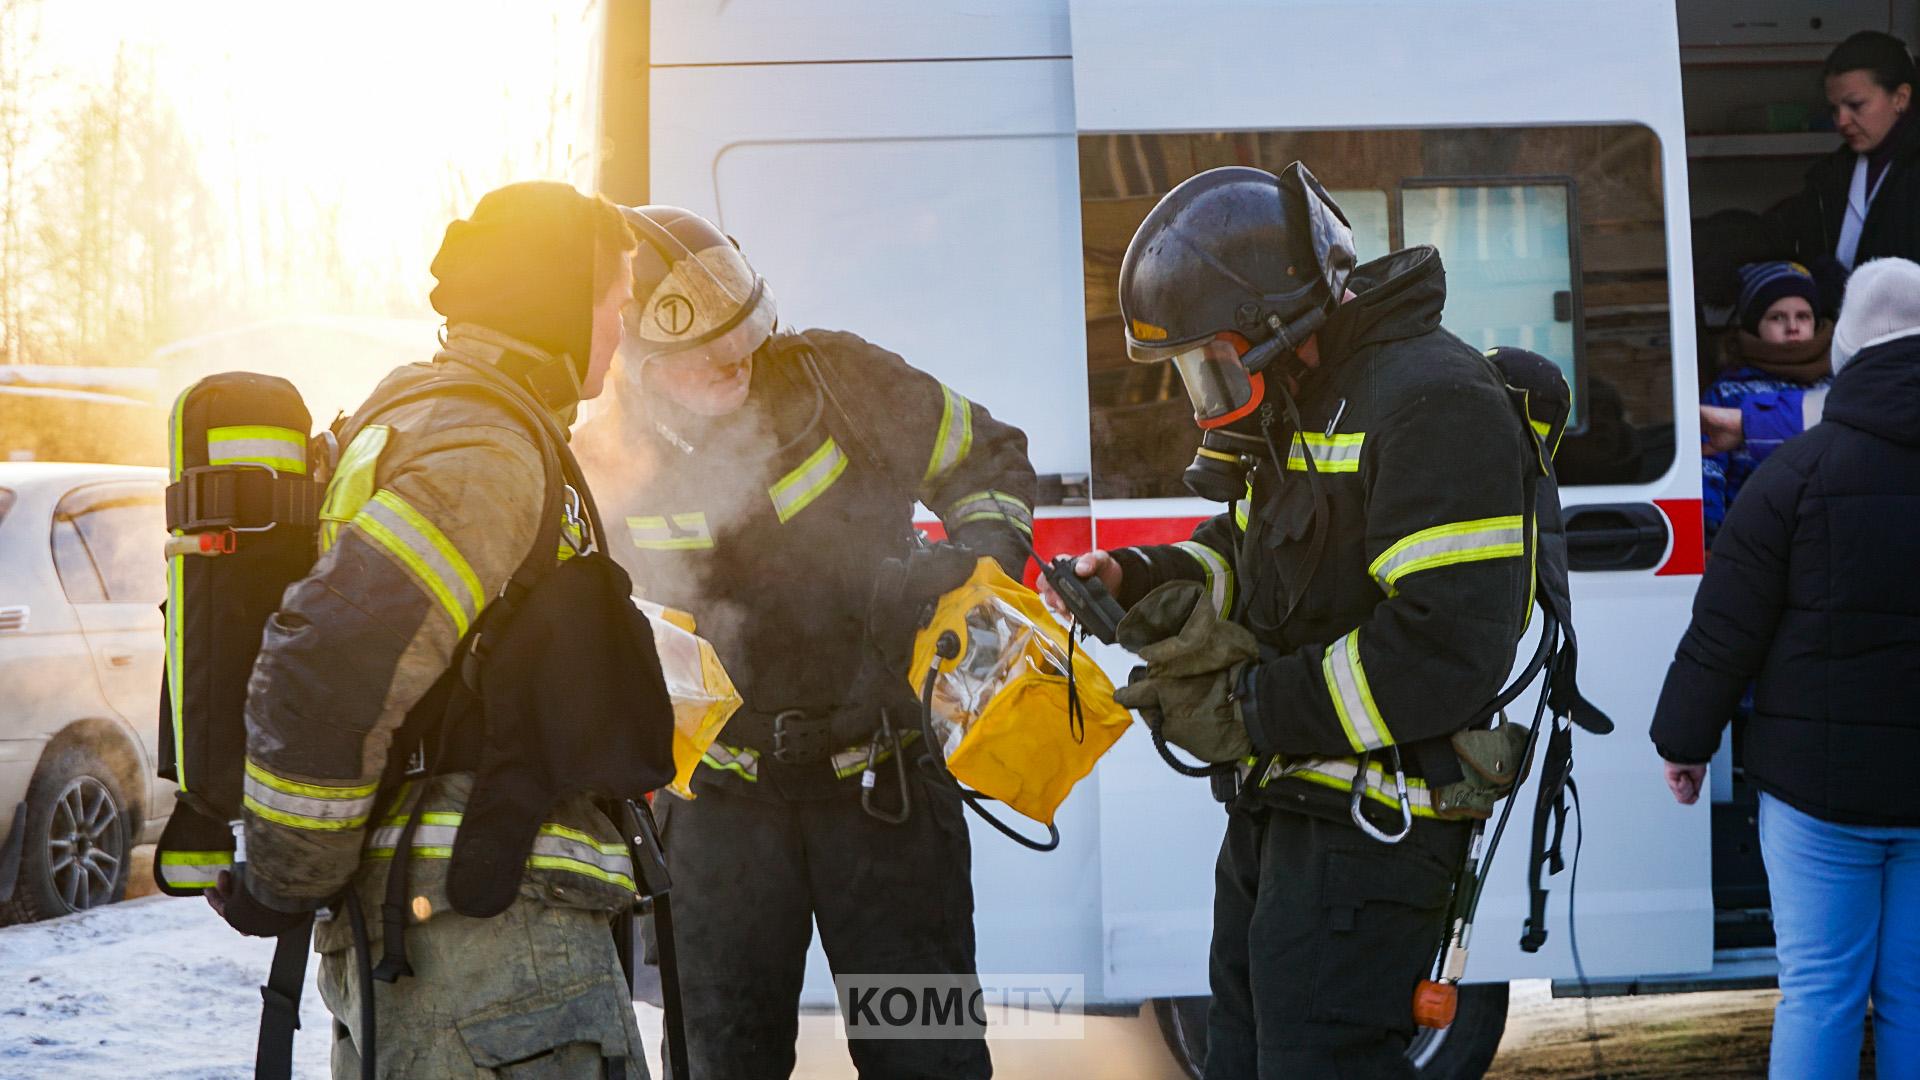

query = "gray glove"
[[1113, 581, 1258, 764]]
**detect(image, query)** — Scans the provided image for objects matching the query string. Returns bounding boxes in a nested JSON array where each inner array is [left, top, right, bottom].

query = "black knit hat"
[[430, 181, 605, 375]]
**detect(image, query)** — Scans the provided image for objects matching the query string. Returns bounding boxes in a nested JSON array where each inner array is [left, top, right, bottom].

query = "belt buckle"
[[770, 709, 817, 764]]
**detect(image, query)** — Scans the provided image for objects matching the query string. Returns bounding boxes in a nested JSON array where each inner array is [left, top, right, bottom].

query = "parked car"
[[0, 462, 171, 922]]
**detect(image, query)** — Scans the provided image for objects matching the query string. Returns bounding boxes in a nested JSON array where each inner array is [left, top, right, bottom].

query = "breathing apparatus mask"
[[1118, 162, 1358, 502]]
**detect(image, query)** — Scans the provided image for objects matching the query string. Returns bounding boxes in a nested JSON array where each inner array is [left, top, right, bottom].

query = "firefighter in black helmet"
[[1044, 164, 1536, 1077], [575, 205, 1035, 1080]]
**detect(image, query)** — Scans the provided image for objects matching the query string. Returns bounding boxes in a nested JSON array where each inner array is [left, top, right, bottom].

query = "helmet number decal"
[[655, 294, 694, 336]]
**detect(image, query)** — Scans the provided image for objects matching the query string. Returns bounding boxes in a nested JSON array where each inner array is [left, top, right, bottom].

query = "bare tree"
[[0, 0, 44, 363]]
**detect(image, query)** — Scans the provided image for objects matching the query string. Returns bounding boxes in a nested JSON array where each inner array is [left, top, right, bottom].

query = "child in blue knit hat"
[[1700, 260, 1836, 544]]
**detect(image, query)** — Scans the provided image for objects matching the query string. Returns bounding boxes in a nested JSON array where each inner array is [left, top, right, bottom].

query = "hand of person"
[[1700, 405, 1744, 454], [1663, 761, 1707, 806], [206, 869, 309, 938], [1038, 550, 1122, 619]]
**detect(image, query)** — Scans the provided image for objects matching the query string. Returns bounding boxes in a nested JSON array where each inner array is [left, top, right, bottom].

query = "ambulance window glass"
[[50, 518, 107, 605], [1079, 125, 1674, 497], [65, 487, 166, 605]]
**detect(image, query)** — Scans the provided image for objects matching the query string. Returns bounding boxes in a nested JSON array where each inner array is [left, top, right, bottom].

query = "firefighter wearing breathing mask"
[[1043, 164, 1534, 1077], [573, 205, 1036, 1080]]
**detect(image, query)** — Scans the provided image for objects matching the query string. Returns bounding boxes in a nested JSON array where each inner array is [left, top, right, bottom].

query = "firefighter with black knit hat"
[[1043, 164, 1537, 1077], [574, 205, 1036, 1079], [205, 181, 654, 1078]]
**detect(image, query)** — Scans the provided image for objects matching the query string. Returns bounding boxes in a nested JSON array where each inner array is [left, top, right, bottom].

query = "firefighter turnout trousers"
[[317, 895, 646, 1078], [657, 768, 991, 1080], [1207, 803, 1471, 1080]]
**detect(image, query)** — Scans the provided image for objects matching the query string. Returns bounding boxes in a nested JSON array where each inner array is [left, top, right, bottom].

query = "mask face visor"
[[1170, 338, 1258, 426]]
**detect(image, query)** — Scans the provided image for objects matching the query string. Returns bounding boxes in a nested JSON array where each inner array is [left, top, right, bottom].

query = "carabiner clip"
[[1350, 747, 1414, 845], [860, 708, 913, 826]]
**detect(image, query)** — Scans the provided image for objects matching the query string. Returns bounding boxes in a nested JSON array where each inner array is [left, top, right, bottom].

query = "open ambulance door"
[[642, 2, 1114, 1004], [1068, 0, 1717, 1001]]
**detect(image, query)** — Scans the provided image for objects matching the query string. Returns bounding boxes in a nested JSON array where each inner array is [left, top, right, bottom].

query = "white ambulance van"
[[597, 2, 1909, 1073]]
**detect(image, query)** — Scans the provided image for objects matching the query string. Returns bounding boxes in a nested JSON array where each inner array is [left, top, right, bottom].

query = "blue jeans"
[[1760, 792, 1920, 1079]]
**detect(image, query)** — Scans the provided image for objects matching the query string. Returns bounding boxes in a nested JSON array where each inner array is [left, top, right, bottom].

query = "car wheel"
[[1153, 982, 1510, 1079], [2, 747, 132, 923]]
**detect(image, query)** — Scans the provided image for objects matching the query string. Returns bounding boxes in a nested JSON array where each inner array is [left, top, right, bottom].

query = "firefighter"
[[1044, 164, 1535, 1077], [573, 205, 1036, 1079], [206, 181, 652, 1078]]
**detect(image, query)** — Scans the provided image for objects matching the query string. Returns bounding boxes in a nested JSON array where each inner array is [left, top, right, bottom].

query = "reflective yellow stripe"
[[207, 424, 307, 474], [353, 489, 485, 636], [628, 512, 714, 550], [319, 425, 389, 554], [1234, 476, 1253, 532], [1273, 756, 1439, 818], [245, 759, 377, 800], [366, 815, 637, 892], [1286, 432, 1366, 473], [1174, 540, 1235, 616], [923, 385, 974, 486], [1323, 631, 1391, 753], [156, 850, 232, 889], [1368, 514, 1525, 594], [702, 742, 760, 781], [166, 387, 189, 791], [769, 438, 849, 523], [948, 490, 1034, 536], [242, 759, 378, 831]]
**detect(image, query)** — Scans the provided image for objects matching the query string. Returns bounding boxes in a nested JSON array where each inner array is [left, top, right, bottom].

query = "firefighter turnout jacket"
[[578, 329, 1037, 794], [1113, 247, 1535, 825], [240, 325, 634, 933]]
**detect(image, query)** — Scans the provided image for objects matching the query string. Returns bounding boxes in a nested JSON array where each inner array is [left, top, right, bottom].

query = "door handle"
[[1564, 503, 1669, 572], [104, 650, 134, 668]]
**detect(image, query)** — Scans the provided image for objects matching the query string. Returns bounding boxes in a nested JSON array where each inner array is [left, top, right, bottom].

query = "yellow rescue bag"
[[908, 558, 1131, 826], [636, 599, 741, 800]]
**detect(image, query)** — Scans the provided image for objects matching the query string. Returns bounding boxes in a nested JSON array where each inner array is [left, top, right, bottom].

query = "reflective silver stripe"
[[530, 828, 637, 889], [702, 742, 760, 781], [1322, 631, 1391, 753], [1272, 755, 1436, 816], [1173, 540, 1234, 616], [628, 512, 713, 550], [366, 822, 460, 853], [947, 490, 1034, 535], [242, 761, 378, 830], [207, 424, 308, 474], [924, 385, 974, 485], [353, 490, 485, 636], [155, 851, 231, 889], [1368, 515, 1525, 593], [769, 438, 849, 523], [1286, 432, 1366, 473]]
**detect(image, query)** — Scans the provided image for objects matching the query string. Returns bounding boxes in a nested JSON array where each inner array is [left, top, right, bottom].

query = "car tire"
[[1, 746, 132, 924], [1153, 982, 1510, 1079]]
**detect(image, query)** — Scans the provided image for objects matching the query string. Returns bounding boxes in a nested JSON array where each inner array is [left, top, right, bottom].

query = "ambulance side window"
[[1080, 124, 1674, 497]]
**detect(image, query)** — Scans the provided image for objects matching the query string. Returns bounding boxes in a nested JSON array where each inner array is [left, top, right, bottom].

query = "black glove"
[[870, 542, 980, 673], [206, 869, 310, 938]]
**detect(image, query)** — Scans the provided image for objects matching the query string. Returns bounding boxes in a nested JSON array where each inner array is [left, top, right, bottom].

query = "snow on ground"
[[0, 895, 332, 1080]]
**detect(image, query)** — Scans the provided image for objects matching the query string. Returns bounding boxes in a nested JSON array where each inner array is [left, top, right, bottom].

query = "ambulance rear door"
[[1068, 0, 1713, 996], [644, 0, 1113, 1004]]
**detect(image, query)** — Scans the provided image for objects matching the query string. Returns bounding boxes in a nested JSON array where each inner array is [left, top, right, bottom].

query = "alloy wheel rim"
[[46, 776, 123, 913]]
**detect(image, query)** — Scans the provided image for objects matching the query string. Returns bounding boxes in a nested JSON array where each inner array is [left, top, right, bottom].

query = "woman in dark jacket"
[[1652, 257, 1920, 1080], [1769, 31, 1920, 273]]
